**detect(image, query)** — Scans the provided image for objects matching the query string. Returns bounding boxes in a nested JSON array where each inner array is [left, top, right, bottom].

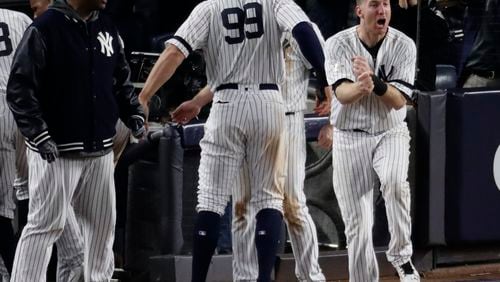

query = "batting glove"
[[128, 115, 146, 139], [36, 138, 59, 163]]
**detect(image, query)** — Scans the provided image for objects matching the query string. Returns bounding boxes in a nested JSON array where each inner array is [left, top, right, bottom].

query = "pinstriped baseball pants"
[[11, 151, 115, 282], [232, 112, 325, 282], [332, 122, 413, 282], [196, 88, 286, 216], [13, 131, 86, 282]]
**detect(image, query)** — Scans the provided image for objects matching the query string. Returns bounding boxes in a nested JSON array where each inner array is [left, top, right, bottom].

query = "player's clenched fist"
[[356, 71, 374, 96], [352, 56, 372, 78]]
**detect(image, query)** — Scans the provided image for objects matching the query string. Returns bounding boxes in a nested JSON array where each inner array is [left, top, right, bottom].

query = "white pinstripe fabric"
[[55, 208, 84, 282], [197, 89, 286, 215], [0, 8, 31, 220], [0, 9, 32, 93], [167, 0, 310, 88], [332, 123, 413, 282], [232, 113, 325, 282], [12, 121, 128, 281], [13, 132, 86, 282], [231, 30, 325, 281], [13, 129, 28, 200], [325, 26, 416, 134], [173, 0, 309, 216], [0, 95, 16, 220], [11, 151, 115, 282], [112, 120, 130, 165]]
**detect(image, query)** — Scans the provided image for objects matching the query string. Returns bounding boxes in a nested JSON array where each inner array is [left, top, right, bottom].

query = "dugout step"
[[147, 248, 403, 281]]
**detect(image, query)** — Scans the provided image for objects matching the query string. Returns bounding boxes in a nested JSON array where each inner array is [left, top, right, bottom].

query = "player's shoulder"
[[325, 26, 356, 47], [32, 9, 63, 29], [0, 8, 32, 26], [193, 0, 217, 11], [386, 27, 416, 49]]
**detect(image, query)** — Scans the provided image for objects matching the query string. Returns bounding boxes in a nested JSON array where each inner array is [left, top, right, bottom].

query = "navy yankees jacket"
[[6, 0, 144, 156]]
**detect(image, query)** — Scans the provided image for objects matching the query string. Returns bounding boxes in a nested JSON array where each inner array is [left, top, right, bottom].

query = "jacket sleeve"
[[113, 35, 145, 126], [6, 26, 51, 146]]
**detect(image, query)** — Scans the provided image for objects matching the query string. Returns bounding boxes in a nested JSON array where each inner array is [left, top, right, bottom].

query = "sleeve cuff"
[[166, 36, 193, 58], [32, 130, 51, 146]]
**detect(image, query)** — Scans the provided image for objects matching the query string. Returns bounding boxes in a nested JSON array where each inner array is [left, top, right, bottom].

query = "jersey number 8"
[[0, 22, 13, 57], [221, 3, 264, 45]]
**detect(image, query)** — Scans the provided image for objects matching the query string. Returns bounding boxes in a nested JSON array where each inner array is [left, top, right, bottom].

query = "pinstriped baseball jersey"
[[0, 9, 31, 95], [0, 9, 31, 219], [167, 0, 310, 88], [325, 26, 416, 133], [282, 24, 324, 112]]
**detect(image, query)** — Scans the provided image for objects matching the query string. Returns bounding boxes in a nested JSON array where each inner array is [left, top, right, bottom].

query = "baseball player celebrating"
[[6, 0, 145, 280], [320, 0, 419, 281], [0, 8, 31, 277], [138, 0, 329, 280], [172, 27, 331, 281]]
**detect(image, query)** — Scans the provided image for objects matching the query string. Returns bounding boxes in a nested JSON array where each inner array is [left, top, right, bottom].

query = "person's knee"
[[379, 172, 409, 199]]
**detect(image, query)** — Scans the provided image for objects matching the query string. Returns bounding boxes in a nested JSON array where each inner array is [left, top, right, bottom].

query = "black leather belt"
[[215, 83, 279, 91], [285, 112, 295, 116], [471, 69, 499, 79]]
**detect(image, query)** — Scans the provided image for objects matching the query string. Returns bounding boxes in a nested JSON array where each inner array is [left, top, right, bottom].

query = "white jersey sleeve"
[[385, 36, 416, 98], [0, 9, 32, 94], [166, 1, 213, 57], [273, 0, 310, 32], [325, 34, 356, 86]]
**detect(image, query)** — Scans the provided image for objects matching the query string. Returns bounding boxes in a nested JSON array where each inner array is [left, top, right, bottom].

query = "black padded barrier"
[[415, 90, 447, 246], [445, 89, 500, 243], [125, 126, 184, 278]]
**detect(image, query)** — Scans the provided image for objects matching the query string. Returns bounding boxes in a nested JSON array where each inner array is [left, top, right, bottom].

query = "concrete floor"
[[333, 263, 500, 282]]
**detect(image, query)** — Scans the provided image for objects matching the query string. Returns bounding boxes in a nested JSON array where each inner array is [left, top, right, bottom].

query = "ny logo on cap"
[[97, 32, 114, 57]]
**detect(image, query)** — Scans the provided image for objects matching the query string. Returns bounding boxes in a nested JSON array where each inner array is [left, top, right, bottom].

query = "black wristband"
[[371, 74, 388, 96]]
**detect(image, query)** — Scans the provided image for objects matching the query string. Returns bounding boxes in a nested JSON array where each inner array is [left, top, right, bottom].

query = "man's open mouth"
[[377, 18, 386, 26]]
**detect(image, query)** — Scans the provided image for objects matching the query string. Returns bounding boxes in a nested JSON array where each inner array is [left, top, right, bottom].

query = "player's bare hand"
[[352, 56, 372, 78], [314, 86, 332, 116], [398, 0, 418, 9], [171, 100, 201, 125], [357, 72, 374, 96], [317, 124, 333, 149]]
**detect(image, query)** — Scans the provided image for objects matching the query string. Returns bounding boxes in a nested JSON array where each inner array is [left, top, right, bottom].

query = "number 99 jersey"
[[166, 0, 310, 88], [0, 9, 32, 95]]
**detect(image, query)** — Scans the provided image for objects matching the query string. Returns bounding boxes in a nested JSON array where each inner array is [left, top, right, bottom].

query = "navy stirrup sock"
[[255, 208, 283, 282], [191, 211, 221, 282]]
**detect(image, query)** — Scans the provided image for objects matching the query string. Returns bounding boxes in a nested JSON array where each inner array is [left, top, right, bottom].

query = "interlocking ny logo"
[[97, 32, 114, 57]]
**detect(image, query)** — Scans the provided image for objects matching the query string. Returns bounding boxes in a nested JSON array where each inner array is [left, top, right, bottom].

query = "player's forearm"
[[335, 82, 366, 105], [375, 85, 407, 110], [292, 22, 328, 88], [192, 85, 214, 108], [138, 44, 185, 105]]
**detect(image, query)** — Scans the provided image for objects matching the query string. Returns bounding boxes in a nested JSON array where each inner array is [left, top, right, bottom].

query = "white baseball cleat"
[[395, 261, 421, 282]]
